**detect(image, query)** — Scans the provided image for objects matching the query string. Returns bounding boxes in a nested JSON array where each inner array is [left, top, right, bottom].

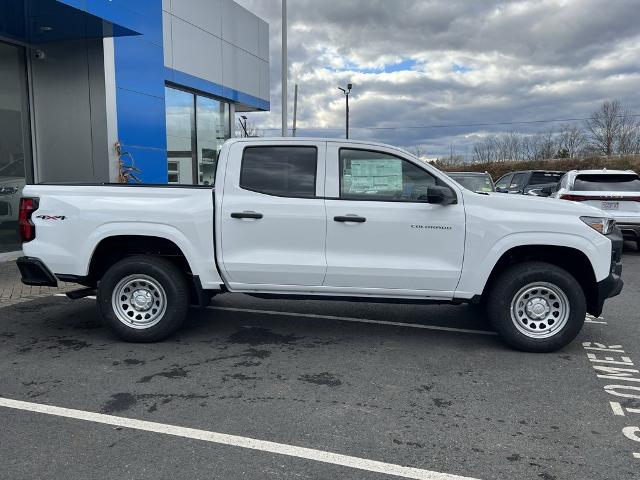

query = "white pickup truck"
[[17, 138, 623, 352]]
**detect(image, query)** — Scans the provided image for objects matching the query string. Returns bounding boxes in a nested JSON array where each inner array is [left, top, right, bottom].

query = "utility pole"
[[338, 83, 352, 139], [292, 83, 298, 137], [281, 0, 288, 136], [240, 115, 249, 137]]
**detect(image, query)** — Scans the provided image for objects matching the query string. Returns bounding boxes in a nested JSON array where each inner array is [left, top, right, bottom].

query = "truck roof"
[[570, 169, 637, 175], [224, 137, 417, 156]]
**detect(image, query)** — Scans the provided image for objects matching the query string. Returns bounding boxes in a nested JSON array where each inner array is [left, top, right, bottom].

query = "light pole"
[[281, 0, 288, 136], [338, 83, 352, 139]]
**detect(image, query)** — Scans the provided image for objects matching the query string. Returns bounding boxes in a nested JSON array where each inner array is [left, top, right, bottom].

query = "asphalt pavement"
[[0, 247, 639, 480]]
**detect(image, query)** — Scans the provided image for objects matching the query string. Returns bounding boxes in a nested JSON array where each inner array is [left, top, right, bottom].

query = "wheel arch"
[[481, 244, 599, 315], [87, 235, 193, 285]]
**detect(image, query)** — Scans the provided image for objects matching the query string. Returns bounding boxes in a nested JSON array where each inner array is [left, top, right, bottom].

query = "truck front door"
[[323, 144, 465, 296], [219, 141, 327, 288]]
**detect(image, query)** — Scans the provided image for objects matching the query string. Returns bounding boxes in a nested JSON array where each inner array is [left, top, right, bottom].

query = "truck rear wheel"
[[97, 255, 189, 342], [486, 261, 586, 352]]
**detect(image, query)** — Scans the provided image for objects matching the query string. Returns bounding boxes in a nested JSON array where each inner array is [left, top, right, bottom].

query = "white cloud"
[[235, 0, 640, 157]]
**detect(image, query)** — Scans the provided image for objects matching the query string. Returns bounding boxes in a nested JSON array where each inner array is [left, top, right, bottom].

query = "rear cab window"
[[530, 172, 563, 186], [240, 146, 318, 198], [573, 174, 640, 192]]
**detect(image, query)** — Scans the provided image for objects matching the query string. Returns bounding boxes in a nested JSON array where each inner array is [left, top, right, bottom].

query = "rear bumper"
[[591, 228, 624, 316], [16, 256, 58, 287]]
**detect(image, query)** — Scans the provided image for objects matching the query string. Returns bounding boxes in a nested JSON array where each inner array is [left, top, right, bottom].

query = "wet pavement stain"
[[138, 366, 189, 383], [233, 360, 262, 367], [72, 321, 102, 330], [228, 327, 300, 346], [433, 398, 453, 408], [507, 453, 522, 461], [56, 339, 91, 350], [123, 359, 146, 366], [415, 384, 434, 393], [102, 392, 136, 413], [298, 372, 342, 387], [538, 473, 557, 480], [222, 373, 260, 382], [101, 392, 209, 414]]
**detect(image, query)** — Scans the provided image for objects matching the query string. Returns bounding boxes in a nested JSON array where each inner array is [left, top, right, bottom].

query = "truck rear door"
[[219, 140, 327, 288]]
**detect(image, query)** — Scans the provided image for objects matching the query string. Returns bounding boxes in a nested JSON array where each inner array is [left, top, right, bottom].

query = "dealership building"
[[0, 0, 270, 253]]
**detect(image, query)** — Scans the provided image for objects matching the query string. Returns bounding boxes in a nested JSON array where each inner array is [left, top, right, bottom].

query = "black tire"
[[486, 261, 586, 352], [97, 255, 189, 342]]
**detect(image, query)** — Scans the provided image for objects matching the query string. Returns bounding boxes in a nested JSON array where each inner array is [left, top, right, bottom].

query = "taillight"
[[560, 194, 589, 201], [560, 194, 640, 202], [18, 197, 38, 243]]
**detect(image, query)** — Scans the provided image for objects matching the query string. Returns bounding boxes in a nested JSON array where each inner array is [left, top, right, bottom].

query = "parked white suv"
[[16, 138, 624, 352], [553, 169, 640, 249]]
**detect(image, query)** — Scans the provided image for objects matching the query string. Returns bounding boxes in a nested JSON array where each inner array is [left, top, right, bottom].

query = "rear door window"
[[510, 173, 528, 190], [240, 146, 317, 198], [573, 174, 640, 192]]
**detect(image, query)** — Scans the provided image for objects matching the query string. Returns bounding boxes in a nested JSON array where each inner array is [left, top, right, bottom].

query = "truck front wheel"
[[97, 255, 189, 342], [486, 261, 586, 352]]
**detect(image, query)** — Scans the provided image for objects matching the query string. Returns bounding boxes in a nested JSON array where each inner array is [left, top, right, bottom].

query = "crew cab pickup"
[[17, 138, 623, 352]]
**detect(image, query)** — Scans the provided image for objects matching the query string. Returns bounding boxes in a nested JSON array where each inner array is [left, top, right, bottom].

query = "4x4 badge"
[[36, 215, 66, 221]]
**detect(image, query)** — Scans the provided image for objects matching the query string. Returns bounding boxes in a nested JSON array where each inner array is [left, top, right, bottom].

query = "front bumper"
[[17, 257, 58, 287], [617, 222, 640, 242], [592, 228, 624, 316]]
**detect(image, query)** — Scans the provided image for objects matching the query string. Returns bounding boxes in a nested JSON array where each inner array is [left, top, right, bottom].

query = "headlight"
[[580, 216, 616, 235]]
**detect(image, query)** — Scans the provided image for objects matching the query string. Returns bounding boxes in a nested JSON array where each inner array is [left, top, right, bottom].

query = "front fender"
[[456, 231, 612, 297]]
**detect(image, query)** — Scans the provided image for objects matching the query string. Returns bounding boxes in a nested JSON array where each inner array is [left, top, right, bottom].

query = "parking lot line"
[[52, 295, 497, 336], [0, 396, 480, 480], [207, 306, 498, 336]]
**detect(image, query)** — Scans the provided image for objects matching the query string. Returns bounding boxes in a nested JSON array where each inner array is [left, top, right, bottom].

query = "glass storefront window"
[[0, 41, 31, 253], [165, 86, 231, 185], [165, 87, 195, 184], [197, 96, 229, 186]]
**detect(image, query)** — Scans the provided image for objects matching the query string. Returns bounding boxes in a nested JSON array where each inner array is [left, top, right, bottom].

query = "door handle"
[[334, 215, 366, 223], [231, 211, 263, 219]]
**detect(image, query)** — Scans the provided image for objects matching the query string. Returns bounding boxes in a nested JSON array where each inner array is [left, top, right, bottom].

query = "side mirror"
[[426, 185, 456, 205], [539, 186, 553, 196]]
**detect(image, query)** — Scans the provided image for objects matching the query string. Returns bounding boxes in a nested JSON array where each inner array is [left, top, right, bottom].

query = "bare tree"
[[585, 100, 624, 156], [617, 111, 640, 154], [537, 128, 556, 160], [473, 135, 499, 162], [557, 123, 585, 158], [409, 145, 428, 161]]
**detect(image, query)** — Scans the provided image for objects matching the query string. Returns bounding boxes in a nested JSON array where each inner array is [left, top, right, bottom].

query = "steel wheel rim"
[[510, 282, 570, 339], [111, 274, 167, 329]]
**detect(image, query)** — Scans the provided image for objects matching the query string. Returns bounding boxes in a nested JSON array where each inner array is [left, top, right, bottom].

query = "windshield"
[[574, 174, 640, 192], [449, 174, 494, 192]]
